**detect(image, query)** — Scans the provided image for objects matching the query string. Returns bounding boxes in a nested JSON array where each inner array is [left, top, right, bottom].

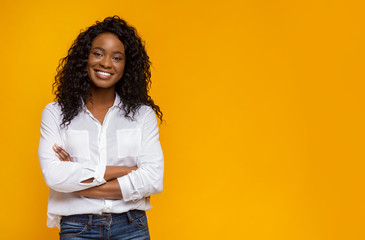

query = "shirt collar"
[[112, 92, 121, 108], [81, 92, 121, 111]]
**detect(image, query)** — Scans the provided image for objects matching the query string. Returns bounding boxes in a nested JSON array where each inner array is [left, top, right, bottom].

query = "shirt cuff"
[[117, 175, 141, 202], [94, 163, 106, 183], [81, 162, 106, 185]]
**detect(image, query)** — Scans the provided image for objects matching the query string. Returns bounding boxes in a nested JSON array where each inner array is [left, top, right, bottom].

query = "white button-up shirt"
[[38, 93, 164, 228]]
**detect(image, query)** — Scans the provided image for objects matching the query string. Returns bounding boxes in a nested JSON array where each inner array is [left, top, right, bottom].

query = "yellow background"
[[0, 0, 364, 239]]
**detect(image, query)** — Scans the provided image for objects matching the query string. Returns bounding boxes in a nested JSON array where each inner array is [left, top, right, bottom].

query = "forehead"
[[91, 32, 125, 51]]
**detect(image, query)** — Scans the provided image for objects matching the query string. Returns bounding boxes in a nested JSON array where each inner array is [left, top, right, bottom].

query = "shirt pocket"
[[117, 129, 141, 158], [64, 130, 91, 160]]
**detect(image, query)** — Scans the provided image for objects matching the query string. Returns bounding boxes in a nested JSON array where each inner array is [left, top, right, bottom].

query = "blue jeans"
[[59, 210, 150, 240]]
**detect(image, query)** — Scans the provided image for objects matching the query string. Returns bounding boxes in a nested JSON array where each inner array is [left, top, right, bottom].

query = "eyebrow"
[[92, 47, 125, 57]]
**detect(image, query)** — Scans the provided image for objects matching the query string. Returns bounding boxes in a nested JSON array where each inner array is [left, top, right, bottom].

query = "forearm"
[[81, 166, 137, 183], [104, 166, 137, 181], [53, 145, 136, 184], [75, 179, 122, 200], [74, 166, 136, 198], [40, 159, 106, 192]]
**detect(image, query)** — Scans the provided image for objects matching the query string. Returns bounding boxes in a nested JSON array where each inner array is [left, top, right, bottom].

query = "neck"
[[86, 86, 116, 109]]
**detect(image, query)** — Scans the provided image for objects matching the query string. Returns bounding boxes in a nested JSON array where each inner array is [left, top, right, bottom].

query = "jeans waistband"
[[61, 209, 145, 225]]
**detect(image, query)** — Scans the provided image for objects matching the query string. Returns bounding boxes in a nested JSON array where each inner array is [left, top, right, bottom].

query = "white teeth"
[[96, 71, 111, 76]]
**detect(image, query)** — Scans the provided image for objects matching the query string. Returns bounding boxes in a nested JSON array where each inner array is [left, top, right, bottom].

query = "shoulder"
[[44, 101, 61, 110], [119, 104, 156, 125], [139, 105, 155, 116], [136, 105, 156, 122], [116, 104, 155, 120], [41, 102, 62, 121], [138, 105, 159, 129]]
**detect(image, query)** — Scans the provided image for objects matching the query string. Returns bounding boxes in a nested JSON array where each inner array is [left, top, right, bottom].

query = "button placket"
[[98, 107, 115, 213], [103, 199, 113, 212]]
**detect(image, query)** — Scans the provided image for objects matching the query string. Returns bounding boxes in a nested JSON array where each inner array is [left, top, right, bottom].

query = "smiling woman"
[[38, 16, 164, 240], [87, 33, 126, 90]]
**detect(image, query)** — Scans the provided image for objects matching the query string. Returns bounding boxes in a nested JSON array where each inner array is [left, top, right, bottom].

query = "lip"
[[94, 69, 114, 80]]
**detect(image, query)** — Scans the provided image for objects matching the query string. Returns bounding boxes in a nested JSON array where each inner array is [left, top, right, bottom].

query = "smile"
[[95, 70, 112, 76]]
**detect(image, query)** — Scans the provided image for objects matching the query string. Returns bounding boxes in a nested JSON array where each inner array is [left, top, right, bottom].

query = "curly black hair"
[[53, 15, 163, 127]]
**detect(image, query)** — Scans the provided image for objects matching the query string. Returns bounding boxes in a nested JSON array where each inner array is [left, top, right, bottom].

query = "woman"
[[38, 16, 164, 240]]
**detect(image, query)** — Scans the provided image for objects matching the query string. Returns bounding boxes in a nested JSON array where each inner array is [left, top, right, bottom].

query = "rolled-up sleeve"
[[117, 107, 164, 202], [38, 104, 106, 193]]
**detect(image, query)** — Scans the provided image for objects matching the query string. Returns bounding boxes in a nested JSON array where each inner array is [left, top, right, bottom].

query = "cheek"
[[114, 68, 125, 82], [87, 59, 97, 73], [87, 59, 95, 75], [86, 63, 92, 75], [119, 63, 126, 73], [87, 55, 98, 67], [115, 63, 125, 76]]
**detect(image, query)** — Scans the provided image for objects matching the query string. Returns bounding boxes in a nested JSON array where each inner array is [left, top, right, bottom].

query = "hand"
[[52, 144, 72, 162]]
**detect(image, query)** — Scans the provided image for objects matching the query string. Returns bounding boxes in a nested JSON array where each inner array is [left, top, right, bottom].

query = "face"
[[87, 32, 126, 90]]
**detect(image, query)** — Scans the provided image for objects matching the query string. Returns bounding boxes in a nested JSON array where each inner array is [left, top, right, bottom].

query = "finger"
[[52, 144, 59, 153], [52, 144, 72, 162], [52, 144, 70, 162], [57, 146, 72, 161], [56, 147, 68, 160], [53, 145, 67, 161], [55, 152, 64, 161], [53, 144, 64, 154]]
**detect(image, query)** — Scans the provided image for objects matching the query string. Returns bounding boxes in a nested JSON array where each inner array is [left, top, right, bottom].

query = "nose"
[[100, 56, 112, 68]]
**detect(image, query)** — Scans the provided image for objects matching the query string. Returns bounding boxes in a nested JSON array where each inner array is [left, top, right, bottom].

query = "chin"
[[91, 79, 118, 89]]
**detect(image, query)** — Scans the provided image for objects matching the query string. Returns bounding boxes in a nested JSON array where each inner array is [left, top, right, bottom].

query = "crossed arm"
[[53, 144, 135, 200]]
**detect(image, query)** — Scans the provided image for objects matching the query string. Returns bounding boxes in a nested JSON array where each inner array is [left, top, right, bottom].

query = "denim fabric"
[[59, 210, 150, 240]]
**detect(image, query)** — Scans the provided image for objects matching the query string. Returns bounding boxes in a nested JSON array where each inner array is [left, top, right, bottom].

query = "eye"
[[92, 52, 103, 57], [113, 56, 123, 61]]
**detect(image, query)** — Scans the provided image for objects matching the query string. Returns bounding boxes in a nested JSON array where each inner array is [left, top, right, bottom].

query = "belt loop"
[[126, 211, 133, 224], [87, 215, 93, 230]]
